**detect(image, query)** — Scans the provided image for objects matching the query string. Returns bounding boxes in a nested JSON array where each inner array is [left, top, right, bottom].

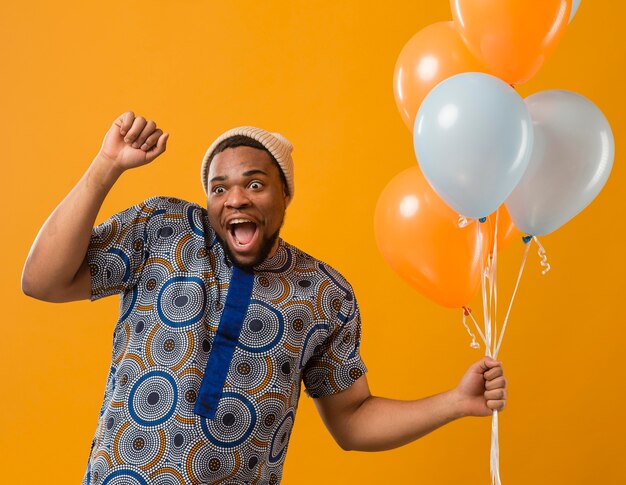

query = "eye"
[[212, 186, 226, 194], [248, 181, 263, 190]]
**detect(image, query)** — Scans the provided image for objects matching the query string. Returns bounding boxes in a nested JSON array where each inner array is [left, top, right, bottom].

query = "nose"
[[224, 186, 251, 210]]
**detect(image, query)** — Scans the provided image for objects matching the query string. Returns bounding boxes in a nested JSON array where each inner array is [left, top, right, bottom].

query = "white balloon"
[[413, 72, 534, 219], [505, 90, 614, 236]]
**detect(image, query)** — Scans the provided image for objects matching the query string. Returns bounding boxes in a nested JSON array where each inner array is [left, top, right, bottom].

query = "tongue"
[[233, 222, 256, 245]]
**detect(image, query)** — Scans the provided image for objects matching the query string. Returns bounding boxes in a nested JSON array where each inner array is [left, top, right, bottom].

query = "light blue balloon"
[[569, 0, 581, 23], [505, 90, 614, 236], [413, 72, 534, 219]]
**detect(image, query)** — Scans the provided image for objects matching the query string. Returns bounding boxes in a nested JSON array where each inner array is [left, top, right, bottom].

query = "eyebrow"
[[242, 169, 268, 177], [209, 169, 269, 184]]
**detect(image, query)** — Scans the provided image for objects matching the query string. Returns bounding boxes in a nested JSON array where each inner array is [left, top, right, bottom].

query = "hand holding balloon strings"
[[384, 2, 612, 484]]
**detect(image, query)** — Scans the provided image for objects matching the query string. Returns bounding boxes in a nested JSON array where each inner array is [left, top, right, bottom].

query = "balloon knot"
[[462, 306, 472, 316], [522, 235, 533, 244], [479, 217, 487, 223]]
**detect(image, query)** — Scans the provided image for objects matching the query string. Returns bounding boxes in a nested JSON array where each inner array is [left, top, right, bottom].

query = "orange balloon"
[[486, 205, 521, 254], [393, 21, 489, 132], [450, 0, 571, 85], [374, 167, 490, 308]]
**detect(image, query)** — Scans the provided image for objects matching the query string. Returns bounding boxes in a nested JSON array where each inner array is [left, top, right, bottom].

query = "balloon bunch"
[[376, 1, 613, 483]]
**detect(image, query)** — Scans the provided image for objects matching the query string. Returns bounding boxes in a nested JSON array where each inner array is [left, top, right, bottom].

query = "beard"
[[215, 226, 282, 272]]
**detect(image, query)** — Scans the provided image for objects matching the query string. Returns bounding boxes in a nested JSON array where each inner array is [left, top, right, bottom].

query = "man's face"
[[207, 146, 288, 269]]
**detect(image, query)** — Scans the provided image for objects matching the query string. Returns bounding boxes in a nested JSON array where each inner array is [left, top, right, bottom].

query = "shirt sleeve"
[[87, 197, 164, 301], [302, 291, 368, 398]]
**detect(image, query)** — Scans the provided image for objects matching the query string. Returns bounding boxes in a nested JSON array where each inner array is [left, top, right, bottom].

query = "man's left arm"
[[313, 357, 507, 452]]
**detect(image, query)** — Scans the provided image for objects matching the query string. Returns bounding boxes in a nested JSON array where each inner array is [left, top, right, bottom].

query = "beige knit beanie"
[[200, 126, 295, 203]]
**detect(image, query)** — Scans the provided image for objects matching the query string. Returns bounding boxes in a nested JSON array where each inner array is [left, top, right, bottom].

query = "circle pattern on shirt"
[[254, 394, 286, 444], [131, 314, 147, 336], [147, 468, 185, 485], [147, 326, 193, 368], [186, 204, 206, 238], [329, 322, 359, 361], [187, 440, 239, 483], [298, 322, 330, 370], [300, 364, 328, 398], [175, 370, 203, 424], [140, 263, 173, 302], [119, 286, 139, 323], [226, 352, 270, 392], [94, 249, 130, 289], [268, 410, 295, 465], [238, 300, 284, 353], [157, 276, 206, 328], [100, 467, 149, 485], [86, 200, 366, 485], [252, 275, 291, 301], [280, 301, 315, 354], [114, 357, 145, 401], [90, 450, 113, 484], [128, 370, 178, 427], [255, 245, 293, 273], [200, 392, 257, 448], [111, 323, 130, 363], [166, 426, 194, 464], [176, 234, 208, 272], [117, 425, 164, 465], [101, 407, 125, 445]]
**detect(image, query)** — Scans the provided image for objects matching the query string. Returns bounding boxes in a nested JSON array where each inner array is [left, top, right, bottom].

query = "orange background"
[[2, 1, 625, 483]]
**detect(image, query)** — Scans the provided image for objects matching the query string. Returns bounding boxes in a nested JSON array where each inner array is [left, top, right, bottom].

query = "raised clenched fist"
[[98, 111, 169, 171]]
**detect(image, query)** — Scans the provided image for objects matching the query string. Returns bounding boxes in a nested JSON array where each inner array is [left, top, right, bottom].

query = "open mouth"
[[228, 218, 258, 248]]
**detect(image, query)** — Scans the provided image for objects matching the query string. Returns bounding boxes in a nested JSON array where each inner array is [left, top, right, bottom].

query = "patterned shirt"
[[83, 196, 367, 485]]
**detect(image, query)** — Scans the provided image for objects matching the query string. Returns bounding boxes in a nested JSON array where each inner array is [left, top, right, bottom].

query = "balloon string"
[[491, 410, 502, 485], [478, 222, 492, 357], [461, 309, 480, 349], [462, 307, 487, 348], [483, 213, 502, 485], [494, 237, 532, 359], [458, 215, 486, 228], [458, 215, 473, 228], [489, 235, 551, 483], [533, 236, 551, 275], [490, 209, 499, 356]]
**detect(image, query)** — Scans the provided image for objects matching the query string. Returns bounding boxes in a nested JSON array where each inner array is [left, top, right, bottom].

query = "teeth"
[[229, 219, 254, 239], [228, 219, 255, 247]]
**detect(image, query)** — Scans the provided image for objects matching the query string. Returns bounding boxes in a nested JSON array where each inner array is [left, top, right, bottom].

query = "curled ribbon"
[[457, 215, 472, 228], [533, 236, 551, 275], [461, 307, 480, 349]]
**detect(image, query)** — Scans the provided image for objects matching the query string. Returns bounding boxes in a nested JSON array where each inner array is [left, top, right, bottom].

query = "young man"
[[23, 112, 507, 485]]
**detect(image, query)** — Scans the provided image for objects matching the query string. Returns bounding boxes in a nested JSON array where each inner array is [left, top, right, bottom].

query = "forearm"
[[338, 390, 464, 452], [316, 359, 506, 452], [22, 154, 122, 300]]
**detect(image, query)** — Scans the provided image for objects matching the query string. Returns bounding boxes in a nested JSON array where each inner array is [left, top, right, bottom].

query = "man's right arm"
[[21, 112, 169, 303]]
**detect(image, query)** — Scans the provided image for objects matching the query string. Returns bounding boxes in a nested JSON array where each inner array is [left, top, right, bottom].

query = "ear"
[[283, 184, 290, 206]]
